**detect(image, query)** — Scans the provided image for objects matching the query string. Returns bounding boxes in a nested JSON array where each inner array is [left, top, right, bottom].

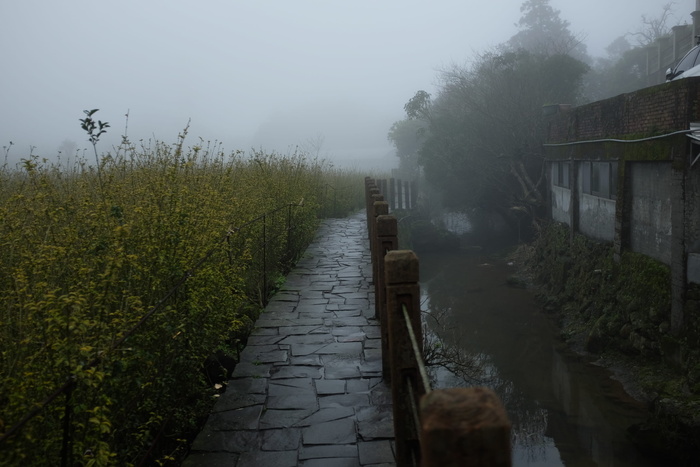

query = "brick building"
[[543, 76, 700, 336]]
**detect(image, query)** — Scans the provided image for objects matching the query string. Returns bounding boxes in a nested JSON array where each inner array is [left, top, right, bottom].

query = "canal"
[[418, 250, 655, 466]]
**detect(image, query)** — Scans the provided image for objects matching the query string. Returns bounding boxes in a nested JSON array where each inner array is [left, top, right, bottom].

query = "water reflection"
[[419, 251, 654, 466]]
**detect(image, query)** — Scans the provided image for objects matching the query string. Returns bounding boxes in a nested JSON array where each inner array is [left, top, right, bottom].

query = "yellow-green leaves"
[[0, 139, 366, 465]]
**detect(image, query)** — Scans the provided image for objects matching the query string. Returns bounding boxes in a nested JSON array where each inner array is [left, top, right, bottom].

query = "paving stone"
[[231, 362, 271, 378], [294, 407, 355, 427], [331, 326, 363, 336], [337, 332, 366, 342], [362, 326, 381, 339], [181, 451, 239, 467], [190, 427, 261, 452], [225, 377, 268, 395], [261, 427, 301, 451], [301, 458, 360, 467], [297, 297, 332, 305], [337, 271, 363, 278], [299, 444, 358, 460], [250, 327, 279, 336], [295, 304, 328, 314], [290, 354, 322, 366], [246, 334, 286, 346], [291, 343, 328, 356], [319, 393, 370, 409], [325, 297, 346, 305], [315, 379, 345, 395], [364, 338, 382, 349], [262, 309, 299, 319], [302, 417, 356, 445], [239, 347, 288, 364], [256, 318, 298, 327], [297, 289, 327, 299], [259, 409, 315, 429], [266, 293, 299, 304], [359, 360, 383, 378], [270, 365, 323, 379], [206, 405, 262, 430], [325, 317, 369, 327], [333, 309, 363, 318], [212, 392, 265, 412], [369, 383, 393, 405], [324, 358, 362, 379], [346, 379, 370, 393], [315, 342, 363, 356], [363, 348, 382, 362], [278, 325, 329, 336], [358, 440, 395, 465], [282, 277, 311, 287], [356, 405, 394, 440], [267, 395, 318, 410], [279, 334, 335, 346], [335, 291, 369, 300], [268, 378, 315, 395], [237, 450, 297, 467], [330, 286, 360, 294], [344, 298, 370, 307]]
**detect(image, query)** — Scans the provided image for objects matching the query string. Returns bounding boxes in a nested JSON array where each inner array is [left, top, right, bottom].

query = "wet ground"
[[419, 250, 657, 467], [183, 212, 395, 467]]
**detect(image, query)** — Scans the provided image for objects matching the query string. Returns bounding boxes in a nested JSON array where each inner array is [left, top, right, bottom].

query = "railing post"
[[365, 177, 376, 237], [420, 387, 511, 467], [375, 215, 398, 380], [385, 250, 423, 465], [366, 187, 380, 244], [389, 177, 396, 211], [368, 192, 383, 253], [410, 179, 417, 210], [371, 201, 389, 295]]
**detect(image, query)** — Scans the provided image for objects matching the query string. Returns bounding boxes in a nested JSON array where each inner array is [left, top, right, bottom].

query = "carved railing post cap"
[[385, 250, 419, 283], [373, 201, 389, 216], [377, 215, 397, 235]]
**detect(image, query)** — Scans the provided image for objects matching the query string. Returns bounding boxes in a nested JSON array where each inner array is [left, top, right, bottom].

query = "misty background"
[[1, 0, 693, 170]]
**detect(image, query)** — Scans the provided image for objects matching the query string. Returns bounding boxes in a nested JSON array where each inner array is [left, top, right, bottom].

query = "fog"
[[1, 0, 694, 170]]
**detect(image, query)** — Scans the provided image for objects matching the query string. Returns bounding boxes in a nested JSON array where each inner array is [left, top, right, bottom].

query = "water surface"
[[419, 251, 654, 466]]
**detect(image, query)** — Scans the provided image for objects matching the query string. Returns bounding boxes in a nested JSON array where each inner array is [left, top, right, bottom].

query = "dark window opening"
[[582, 161, 617, 199]]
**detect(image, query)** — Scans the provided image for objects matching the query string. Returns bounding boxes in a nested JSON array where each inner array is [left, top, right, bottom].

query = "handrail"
[[0, 200, 308, 456], [402, 304, 431, 394]]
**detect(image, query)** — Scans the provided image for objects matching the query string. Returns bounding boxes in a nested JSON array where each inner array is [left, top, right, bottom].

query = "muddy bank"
[[514, 221, 700, 465]]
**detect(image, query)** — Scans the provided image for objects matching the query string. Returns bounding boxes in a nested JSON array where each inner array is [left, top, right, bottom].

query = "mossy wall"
[[530, 222, 674, 357]]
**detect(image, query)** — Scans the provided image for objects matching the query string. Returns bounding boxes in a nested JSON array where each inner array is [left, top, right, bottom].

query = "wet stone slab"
[[270, 365, 323, 380], [302, 418, 356, 445], [206, 405, 263, 431]]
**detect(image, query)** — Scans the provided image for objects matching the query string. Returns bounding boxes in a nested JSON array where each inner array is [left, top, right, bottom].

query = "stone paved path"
[[183, 211, 396, 467]]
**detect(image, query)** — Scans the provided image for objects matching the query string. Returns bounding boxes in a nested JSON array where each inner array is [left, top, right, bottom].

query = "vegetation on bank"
[[0, 128, 368, 465], [520, 221, 700, 461]]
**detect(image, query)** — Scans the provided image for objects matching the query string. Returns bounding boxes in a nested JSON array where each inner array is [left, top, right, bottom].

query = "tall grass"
[[0, 132, 367, 465]]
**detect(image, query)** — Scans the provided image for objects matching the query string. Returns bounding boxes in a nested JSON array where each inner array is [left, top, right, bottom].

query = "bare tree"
[[628, 2, 677, 46], [299, 132, 325, 158]]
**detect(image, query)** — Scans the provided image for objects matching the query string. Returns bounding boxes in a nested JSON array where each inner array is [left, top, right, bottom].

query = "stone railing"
[[365, 176, 512, 466]]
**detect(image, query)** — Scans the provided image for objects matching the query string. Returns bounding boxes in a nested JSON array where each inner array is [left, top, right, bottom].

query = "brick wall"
[[546, 77, 700, 147], [543, 77, 700, 336]]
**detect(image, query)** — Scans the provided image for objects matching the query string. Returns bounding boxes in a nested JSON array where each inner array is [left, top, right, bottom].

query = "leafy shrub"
[[0, 129, 365, 465]]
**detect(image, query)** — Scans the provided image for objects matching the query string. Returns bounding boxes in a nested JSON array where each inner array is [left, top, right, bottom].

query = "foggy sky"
[[1, 1, 694, 169]]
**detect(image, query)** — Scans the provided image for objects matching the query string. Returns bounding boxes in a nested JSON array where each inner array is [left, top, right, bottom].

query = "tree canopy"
[[388, 0, 677, 237], [507, 0, 588, 62], [417, 51, 588, 228]]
